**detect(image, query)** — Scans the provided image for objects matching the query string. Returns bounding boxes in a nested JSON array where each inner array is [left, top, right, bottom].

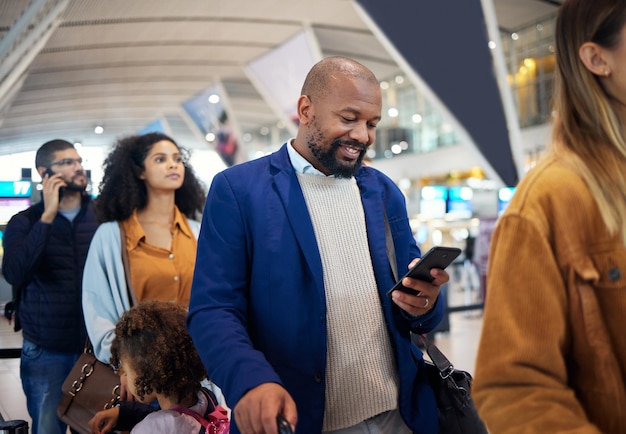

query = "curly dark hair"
[[110, 301, 207, 404], [95, 132, 206, 222]]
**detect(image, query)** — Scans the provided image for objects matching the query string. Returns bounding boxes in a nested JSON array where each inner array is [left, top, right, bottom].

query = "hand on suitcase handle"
[[277, 414, 294, 434]]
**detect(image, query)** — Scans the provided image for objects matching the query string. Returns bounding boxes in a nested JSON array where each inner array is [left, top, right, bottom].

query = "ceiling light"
[[398, 178, 411, 190], [208, 94, 220, 104], [205, 133, 216, 142], [94, 126, 104, 134], [388, 108, 399, 118]]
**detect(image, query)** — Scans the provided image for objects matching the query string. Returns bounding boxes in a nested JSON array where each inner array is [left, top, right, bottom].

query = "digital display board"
[[0, 181, 31, 197], [447, 186, 473, 219], [419, 186, 448, 219]]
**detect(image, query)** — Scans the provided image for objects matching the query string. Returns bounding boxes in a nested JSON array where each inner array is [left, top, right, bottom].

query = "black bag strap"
[[414, 333, 456, 378], [118, 221, 138, 306]]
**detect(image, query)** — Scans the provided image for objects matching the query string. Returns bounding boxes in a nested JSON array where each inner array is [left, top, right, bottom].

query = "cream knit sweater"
[[297, 173, 398, 431]]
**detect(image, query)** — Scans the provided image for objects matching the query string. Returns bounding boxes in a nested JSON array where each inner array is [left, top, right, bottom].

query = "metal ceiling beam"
[[0, 0, 49, 62], [0, 0, 70, 110]]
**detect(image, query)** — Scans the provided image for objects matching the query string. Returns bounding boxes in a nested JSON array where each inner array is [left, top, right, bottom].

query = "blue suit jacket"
[[188, 144, 443, 433]]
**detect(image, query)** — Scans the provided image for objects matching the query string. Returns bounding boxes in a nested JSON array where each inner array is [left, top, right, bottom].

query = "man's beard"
[[308, 137, 366, 179], [64, 173, 88, 192]]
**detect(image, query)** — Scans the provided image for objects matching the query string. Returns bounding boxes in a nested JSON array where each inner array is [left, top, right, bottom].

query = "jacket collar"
[[268, 144, 389, 295]]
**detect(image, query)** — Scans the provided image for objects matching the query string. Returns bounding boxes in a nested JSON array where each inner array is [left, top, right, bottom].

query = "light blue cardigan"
[[82, 219, 201, 364], [81, 219, 228, 410]]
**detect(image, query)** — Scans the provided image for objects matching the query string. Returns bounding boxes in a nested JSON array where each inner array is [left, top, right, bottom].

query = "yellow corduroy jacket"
[[473, 155, 626, 433]]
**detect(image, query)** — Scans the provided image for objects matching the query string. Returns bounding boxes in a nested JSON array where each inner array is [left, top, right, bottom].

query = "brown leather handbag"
[[56, 341, 121, 434]]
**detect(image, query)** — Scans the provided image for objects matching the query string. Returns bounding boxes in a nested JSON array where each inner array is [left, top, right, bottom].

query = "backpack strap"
[[170, 405, 212, 430], [170, 388, 230, 434]]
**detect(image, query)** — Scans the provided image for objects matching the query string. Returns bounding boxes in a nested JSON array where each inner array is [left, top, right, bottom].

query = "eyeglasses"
[[49, 158, 83, 167]]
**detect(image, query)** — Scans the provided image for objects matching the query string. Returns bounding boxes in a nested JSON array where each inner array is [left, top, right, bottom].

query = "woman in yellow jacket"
[[474, 0, 626, 432]]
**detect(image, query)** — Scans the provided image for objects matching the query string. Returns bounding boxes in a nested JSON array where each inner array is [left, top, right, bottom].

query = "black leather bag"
[[417, 335, 488, 434], [384, 212, 487, 433]]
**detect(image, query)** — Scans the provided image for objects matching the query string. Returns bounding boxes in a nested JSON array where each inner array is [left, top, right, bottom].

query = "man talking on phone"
[[2, 139, 98, 434], [188, 57, 448, 434]]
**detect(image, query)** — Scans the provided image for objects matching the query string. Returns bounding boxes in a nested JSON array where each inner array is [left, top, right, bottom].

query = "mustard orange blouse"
[[121, 207, 197, 305]]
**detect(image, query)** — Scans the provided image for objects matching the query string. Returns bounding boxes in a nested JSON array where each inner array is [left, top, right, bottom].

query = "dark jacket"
[[2, 194, 98, 353]]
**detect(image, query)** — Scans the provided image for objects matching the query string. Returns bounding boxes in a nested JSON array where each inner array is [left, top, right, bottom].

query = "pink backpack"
[[170, 388, 230, 434]]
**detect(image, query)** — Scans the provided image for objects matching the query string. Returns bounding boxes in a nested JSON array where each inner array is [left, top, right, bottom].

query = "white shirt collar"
[[287, 139, 330, 177]]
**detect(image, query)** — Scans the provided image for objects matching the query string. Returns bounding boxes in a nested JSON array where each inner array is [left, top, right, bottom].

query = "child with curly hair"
[[88, 301, 229, 434]]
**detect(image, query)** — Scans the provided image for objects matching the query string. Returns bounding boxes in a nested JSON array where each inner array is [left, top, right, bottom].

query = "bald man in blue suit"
[[188, 56, 447, 434]]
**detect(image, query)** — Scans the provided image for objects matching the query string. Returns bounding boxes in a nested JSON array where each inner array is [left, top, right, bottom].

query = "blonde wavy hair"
[[551, 0, 626, 245]]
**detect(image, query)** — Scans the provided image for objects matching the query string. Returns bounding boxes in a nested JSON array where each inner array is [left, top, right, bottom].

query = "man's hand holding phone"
[[387, 246, 460, 316], [40, 168, 67, 223]]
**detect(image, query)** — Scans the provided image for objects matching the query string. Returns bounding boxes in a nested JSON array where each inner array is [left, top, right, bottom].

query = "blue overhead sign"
[[0, 181, 32, 197]]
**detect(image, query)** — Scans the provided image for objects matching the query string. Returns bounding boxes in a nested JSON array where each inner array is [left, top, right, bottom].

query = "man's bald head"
[[300, 56, 379, 102]]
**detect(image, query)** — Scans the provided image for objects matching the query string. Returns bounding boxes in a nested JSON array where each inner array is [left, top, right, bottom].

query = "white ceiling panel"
[[0, 0, 562, 157]]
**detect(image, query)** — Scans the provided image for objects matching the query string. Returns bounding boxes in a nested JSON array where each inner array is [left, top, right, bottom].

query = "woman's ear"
[[579, 42, 612, 77]]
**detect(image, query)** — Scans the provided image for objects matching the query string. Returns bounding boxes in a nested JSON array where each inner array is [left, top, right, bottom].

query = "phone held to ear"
[[386, 246, 462, 297], [43, 167, 65, 200]]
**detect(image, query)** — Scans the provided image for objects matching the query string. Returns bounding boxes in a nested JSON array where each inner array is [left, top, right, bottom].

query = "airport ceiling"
[[0, 0, 563, 157]]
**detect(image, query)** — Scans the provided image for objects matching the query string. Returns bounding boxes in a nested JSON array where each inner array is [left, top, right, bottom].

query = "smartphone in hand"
[[386, 246, 461, 297], [43, 167, 65, 200]]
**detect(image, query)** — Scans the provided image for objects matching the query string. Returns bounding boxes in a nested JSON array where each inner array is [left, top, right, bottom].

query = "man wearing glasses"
[[2, 139, 99, 434]]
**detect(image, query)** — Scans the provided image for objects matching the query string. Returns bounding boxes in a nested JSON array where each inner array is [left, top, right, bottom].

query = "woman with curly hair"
[[82, 132, 206, 365], [88, 301, 229, 434]]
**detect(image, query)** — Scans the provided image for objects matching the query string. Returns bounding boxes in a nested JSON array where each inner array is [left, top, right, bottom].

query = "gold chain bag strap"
[[57, 341, 121, 434], [57, 222, 137, 434]]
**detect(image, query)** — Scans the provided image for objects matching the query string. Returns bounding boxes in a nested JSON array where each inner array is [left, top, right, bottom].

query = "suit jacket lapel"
[[356, 169, 395, 295], [270, 146, 325, 291]]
